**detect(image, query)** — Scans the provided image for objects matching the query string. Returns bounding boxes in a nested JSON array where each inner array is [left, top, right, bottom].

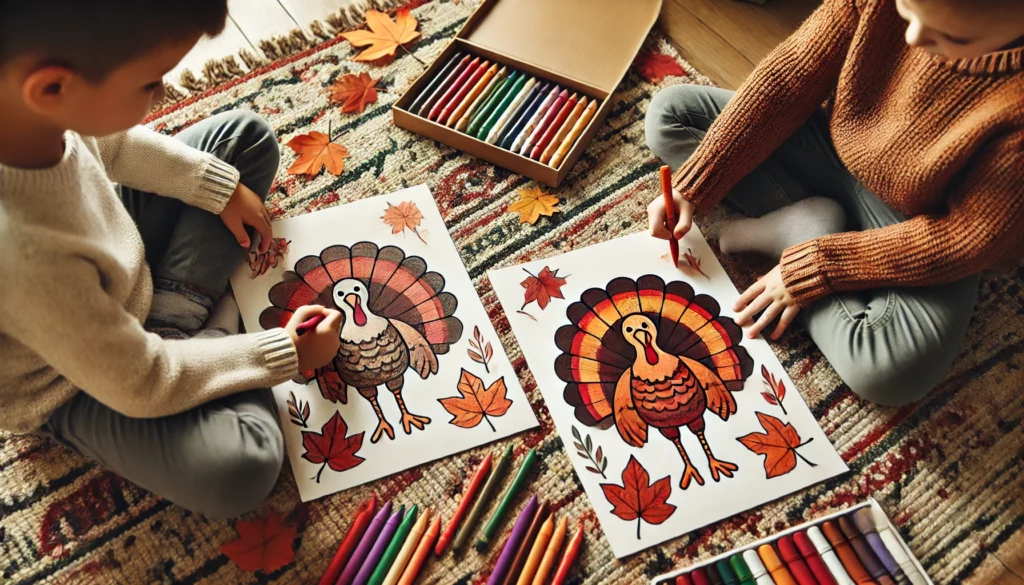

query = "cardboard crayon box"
[[393, 0, 661, 187], [651, 499, 934, 585]]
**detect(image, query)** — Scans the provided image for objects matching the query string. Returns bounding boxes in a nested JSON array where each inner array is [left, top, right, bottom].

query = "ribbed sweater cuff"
[[780, 240, 832, 306], [255, 328, 298, 381], [191, 156, 239, 214]]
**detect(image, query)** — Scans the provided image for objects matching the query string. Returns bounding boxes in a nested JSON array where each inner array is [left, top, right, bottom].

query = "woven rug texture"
[[1, 1, 1022, 583]]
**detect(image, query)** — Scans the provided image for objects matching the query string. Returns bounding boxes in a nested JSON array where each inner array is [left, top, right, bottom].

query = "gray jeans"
[[40, 111, 285, 519], [645, 85, 979, 406]]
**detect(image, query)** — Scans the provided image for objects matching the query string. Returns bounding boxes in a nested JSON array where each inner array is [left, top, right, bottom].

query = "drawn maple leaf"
[[438, 369, 512, 432], [760, 365, 788, 415], [600, 455, 676, 540], [382, 200, 426, 243], [508, 186, 560, 225], [286, 128, 350, 177], [219, 511, 297, 573], [246, 238, 290, 279], [737, 412, 816, 479], [339, 8, 422, 63], [330, 72, 379, 113], [301, 411, 365, 483], [633, 50, 686, 83], [520, 266, 567, 312], [679, 248, 710, 280]]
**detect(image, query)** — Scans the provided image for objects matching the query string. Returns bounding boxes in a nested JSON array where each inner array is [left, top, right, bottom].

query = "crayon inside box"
[[393, 0, 660, 187]]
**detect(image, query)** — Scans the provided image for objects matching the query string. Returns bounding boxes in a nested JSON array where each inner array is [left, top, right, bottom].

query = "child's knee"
[[645, 84, 709, 157], [836, 350, 944, 407]]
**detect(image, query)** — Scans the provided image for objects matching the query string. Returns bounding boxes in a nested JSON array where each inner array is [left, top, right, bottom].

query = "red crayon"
[[319, 495, 377, 585], [530, 92, 577, 160], [794, 531, 838, 585], [523, 89, 568, 156], [429, 57, 482, 121], [438, 61, 489, 124], [778, 536, 822, 585], [417, 54, 470, 117], [296, 313, 326, 336], [676, 574, 695, 585], [691, 568, 711, 585], [549, 523, 584, 585], [434, 452, 493, 556]]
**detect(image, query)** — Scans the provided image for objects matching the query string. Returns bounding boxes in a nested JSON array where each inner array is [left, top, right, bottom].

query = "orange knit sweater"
[[671, 0, 1024, 306]]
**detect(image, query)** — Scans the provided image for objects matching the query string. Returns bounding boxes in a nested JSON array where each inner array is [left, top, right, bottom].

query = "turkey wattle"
[[260, 243, 463, 443], [555, 275, 754, 489]]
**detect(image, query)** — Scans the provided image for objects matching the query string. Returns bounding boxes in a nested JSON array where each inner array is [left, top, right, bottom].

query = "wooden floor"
[[172, 0, 817, 92], [660, 0, 820, 89]]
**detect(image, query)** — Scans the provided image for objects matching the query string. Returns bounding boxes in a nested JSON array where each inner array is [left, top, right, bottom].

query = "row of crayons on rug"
[[407, 52, 599, 167], [318, 446, 585, 585], [671, 508, 927, 585]]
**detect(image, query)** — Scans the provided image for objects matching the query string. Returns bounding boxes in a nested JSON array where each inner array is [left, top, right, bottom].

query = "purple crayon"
[[352, 505, 405, 585], [336, 501, 392, 585], [852, 509, 913, 585], [486, 495, 539, 585]]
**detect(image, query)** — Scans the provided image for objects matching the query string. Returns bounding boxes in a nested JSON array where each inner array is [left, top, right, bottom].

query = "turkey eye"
[[641, 322, 648, 329], [355, 286, 360, 292], [336, 291, 342, 297], [626, 327, 633, 332]]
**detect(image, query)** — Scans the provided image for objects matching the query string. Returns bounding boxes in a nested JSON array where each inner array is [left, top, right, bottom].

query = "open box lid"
[[459, 0, 662, 94]]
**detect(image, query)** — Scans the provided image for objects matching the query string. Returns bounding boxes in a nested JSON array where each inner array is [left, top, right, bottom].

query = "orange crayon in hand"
[[659, 165, 680, 265]]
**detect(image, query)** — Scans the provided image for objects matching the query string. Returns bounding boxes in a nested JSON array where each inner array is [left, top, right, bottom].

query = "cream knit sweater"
[[0, 127, 298, 434]]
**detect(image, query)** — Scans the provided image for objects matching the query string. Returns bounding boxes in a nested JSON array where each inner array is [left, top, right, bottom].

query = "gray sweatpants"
[[40, 111, 285, 519], [645, 85, 979, 406]]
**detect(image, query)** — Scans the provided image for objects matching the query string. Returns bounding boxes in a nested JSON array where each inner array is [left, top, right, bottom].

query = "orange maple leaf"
[[520, 266, 567, 311], [737, 412, 816, 479], [285, 130, 350, 177], [438, 369, 512, 432], [508, 186, 560, 225], [633, 50, 686, 84], [219, 511, 297, 573], [381, 200, 426, 244], [330, 72, 380, 113], [600, 455, 676, 540], [339, 8, 421, 63]]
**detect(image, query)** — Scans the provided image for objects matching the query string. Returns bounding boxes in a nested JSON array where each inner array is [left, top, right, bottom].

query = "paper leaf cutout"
[[737, 412, 816, 479], [219, 511, 297, 573], [760, 365, 788, 415], [468, 326, 494, 373], [382, 201, 426, 244], [286, 130, 350, 177], [634, 50, 686, 83], [520, 266, 567, 312], [330, 72, 379, 113], [339, 8, 421, 62], [438, 369, 512, 432], [508, 186, 560, 225], [571, 425, 608, 479], [286, 391, 310, 428], [679, 248, 709, 280], [246, 238, 290, 279], [600, 455, 676, 539], [301, 411, 365, 483]]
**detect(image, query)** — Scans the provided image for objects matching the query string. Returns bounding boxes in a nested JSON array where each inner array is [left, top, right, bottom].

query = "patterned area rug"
[[2, 1, 1022, 583]]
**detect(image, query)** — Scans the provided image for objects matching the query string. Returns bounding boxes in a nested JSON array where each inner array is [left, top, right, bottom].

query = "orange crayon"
[[659, 165, 680, 265], [531, 515, 567, 585], [435, 452, 493, 556], [549, 522, 584, 585], [397, 515, 441, 585], [516, 513, 554, 585]]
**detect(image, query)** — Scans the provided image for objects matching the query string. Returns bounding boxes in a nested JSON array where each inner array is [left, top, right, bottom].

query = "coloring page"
[[489, 230, 847, 558], [232, 185, 538, 501]]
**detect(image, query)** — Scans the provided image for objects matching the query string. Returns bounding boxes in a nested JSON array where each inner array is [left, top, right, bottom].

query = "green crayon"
[[730, 553, 755, 585], [475, 447, 538, 551], [452, 444, 513, 554], [467, 71, 518, 137], [367, 505, 419, 585], [478, 73, 528, 140]]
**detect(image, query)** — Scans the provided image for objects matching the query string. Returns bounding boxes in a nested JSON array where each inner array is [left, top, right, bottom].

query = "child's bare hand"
[[221, 182, 273, 253], [285, 305, 343, 371], [648, 188, 695, 240], [733, 265, 800, 340]]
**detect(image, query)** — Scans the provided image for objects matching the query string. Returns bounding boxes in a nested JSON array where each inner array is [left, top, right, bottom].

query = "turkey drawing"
[[261, 242, 464, 443], [555, 275, 754, 489]]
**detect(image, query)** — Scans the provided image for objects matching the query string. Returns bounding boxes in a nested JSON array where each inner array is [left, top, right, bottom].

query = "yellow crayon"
[[548, 99, 598, 168]]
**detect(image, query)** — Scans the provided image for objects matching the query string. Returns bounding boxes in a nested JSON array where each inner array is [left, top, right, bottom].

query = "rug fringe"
[[154, 0, 411, 109]]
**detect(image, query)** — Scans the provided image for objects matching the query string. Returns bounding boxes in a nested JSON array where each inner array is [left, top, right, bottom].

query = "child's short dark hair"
[[0, 0, 229, 81]]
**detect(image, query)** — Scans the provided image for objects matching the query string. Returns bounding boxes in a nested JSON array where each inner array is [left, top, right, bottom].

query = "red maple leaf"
[[219, 511, 297, 573], [633, 50, 686, 83], [301, 411, 365, 483], [600, 455, 676, 540], [520, 266, 568, 311], [329, 72, 379, 113], [737, 412, 816, 479]]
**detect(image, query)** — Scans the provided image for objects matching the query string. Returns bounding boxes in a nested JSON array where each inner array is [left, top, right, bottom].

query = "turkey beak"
[[344, 293, 360, 309], [633, 329, 652, 347]]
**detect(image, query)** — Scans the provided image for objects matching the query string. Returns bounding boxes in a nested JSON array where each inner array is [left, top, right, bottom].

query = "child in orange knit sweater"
[[646, 0, 1024, 405]]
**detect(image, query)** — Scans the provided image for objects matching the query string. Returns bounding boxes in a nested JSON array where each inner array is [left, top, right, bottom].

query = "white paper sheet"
[[232, 185, 538, 502], [489, 230, 848, 558]]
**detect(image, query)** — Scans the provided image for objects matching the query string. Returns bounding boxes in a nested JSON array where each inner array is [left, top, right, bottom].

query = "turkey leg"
[[695, 430, 738, 481], [387, 377, 431, 435], [670, 436, 705, 489], [358, 386, 395, 443]]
